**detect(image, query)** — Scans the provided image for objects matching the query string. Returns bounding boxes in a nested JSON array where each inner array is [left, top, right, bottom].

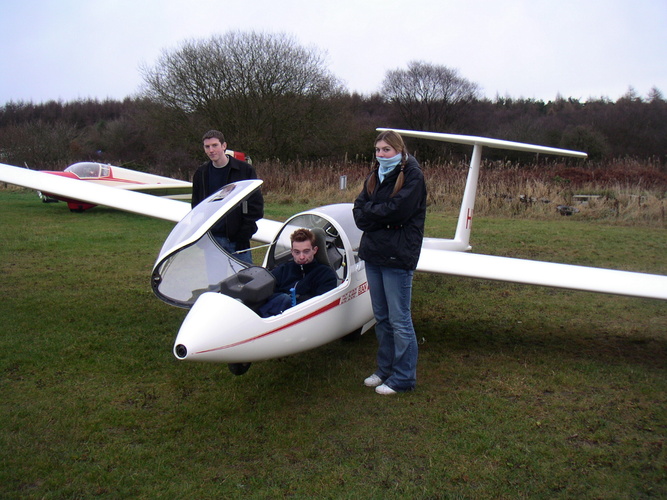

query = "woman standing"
[[353, 130, 427, 395]]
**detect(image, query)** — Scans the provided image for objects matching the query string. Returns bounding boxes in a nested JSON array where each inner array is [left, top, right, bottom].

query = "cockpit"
[[64, 162, 111, 179], [266, 212, 347, 284], [151, 180, 362, 311]]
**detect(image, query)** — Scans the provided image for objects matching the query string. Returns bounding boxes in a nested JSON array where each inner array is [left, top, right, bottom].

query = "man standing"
[[192, 130, 263, 264]]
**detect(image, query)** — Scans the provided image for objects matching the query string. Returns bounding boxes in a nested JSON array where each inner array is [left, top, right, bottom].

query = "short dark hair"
[[290, 228, 316, 247], [202, 130, 226, 144]]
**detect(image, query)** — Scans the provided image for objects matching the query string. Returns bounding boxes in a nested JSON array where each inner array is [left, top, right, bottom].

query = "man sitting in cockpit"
[[258, 228, 337, 317]]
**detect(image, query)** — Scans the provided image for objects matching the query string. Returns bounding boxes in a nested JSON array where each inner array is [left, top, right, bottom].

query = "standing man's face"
[[203, 138, 228, 166]]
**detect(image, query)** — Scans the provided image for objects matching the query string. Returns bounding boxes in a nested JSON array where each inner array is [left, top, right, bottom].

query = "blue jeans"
[[214, 234, 253, 264], [365, 262, 417, 392], [258, 293, 293, 317]]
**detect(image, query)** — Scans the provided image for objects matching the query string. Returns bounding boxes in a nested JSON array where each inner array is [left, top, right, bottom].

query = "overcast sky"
[[1, 0, 666, 105]]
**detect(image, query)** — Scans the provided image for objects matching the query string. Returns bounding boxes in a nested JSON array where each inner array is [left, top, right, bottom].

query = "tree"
[[559, 124, 609, 160], [647, 86, 664, 103], [140, 31, 347, 160], [0, 120, 80, 168], [380, 61, 480, 132]]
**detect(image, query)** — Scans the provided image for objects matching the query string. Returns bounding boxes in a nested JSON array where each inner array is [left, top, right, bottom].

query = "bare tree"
[[0, 120, 80, 168], [140, 31, 346, 159], [381, 61, 480, 132], [647, 86, 664, 103]]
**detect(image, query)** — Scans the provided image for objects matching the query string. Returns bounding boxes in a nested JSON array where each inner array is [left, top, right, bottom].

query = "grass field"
[[1, 190, 666, 499]]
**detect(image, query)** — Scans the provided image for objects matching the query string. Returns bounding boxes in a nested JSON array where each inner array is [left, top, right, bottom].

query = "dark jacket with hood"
[[353, 155, 426, 270], [191, 155, 264, 250]]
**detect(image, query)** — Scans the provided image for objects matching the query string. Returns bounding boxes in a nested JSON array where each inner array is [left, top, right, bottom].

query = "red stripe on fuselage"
[[51, 170, 139, 184], [196, 297, 342, 354]]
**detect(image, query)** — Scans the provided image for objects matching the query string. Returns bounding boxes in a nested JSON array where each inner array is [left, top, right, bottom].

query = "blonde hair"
[[366, 130, 408, 196]]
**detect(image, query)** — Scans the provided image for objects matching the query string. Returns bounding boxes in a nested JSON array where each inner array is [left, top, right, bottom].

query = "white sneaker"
[[375, 384, 397, 395], [364, 374, 383, 387]]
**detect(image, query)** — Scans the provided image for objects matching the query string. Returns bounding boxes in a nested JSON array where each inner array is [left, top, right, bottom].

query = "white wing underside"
[[380, 128, 588, 157], [418, 248, 667, 300], [1, 162, 285, 244], [1, 163, 190, 222]]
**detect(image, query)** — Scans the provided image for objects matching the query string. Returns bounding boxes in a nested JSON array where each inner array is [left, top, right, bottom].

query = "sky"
[[1, 0, 666, 105]]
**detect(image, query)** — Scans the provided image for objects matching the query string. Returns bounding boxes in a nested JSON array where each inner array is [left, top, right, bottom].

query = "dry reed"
[[257, 158, 667, 226], [2, 158, 664, 226]]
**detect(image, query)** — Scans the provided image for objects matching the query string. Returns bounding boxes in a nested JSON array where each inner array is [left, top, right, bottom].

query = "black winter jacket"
[[353, 155, 426, 270], [271, 259, 338, 303], [191, 155, 264, 250]]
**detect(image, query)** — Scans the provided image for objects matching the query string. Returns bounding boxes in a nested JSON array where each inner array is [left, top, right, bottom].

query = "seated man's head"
[[290, 228, 318, 265]]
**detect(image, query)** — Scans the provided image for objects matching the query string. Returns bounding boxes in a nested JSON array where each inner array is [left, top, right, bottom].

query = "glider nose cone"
[[172, 291, 263, 363], [174, 344, 188, 359]]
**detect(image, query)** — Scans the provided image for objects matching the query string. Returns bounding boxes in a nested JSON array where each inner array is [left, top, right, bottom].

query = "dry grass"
[[3, 156, 665, 225], [257, 157, 667, 226]]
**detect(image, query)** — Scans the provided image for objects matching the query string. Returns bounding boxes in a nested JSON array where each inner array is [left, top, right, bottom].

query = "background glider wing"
[[0, 162, 281, 243], [417, 248, 667, 300], [2, 162, 191, 222]]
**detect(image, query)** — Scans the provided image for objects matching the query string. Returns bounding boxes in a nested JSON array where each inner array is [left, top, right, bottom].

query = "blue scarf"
[[377, 153, 402, 182]]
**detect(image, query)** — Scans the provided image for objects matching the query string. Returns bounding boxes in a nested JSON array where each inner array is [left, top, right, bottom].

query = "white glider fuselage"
[[149, 185, 375, 363], [174, 260, 373, 363]]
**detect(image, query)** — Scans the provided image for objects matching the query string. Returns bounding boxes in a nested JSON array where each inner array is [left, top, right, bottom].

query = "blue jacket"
[[353, 155, 427, 270], [271, 259, 337, 303]]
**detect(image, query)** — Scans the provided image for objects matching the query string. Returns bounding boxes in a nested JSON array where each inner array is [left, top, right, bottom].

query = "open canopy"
[[151, 180, 262, 308]]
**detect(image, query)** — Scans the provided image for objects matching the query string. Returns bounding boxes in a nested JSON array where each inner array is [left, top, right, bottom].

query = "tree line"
[[1, 31, 665, 177]]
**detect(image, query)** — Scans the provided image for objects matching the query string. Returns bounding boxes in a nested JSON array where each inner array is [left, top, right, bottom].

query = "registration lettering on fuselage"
[[340, 281, 369, 305]]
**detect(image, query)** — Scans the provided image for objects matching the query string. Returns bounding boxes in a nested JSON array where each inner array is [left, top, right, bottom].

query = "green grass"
[[1, 190, 666, 499]]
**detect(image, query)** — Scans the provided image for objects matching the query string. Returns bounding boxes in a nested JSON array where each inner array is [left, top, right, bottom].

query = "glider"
[[35, 161, 193, 211], [30, 151, 246, 212], [1, 129, 665, 375]]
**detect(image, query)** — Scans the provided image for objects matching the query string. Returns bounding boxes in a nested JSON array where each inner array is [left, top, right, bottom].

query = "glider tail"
[[379, 128, 587, 253], [452, 144, 483, 251]]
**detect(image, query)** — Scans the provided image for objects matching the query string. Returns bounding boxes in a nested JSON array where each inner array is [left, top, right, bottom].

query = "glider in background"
[[37, 161, 193, 211], [30, 151, 247, 212], [1, 130, 665, 376]]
